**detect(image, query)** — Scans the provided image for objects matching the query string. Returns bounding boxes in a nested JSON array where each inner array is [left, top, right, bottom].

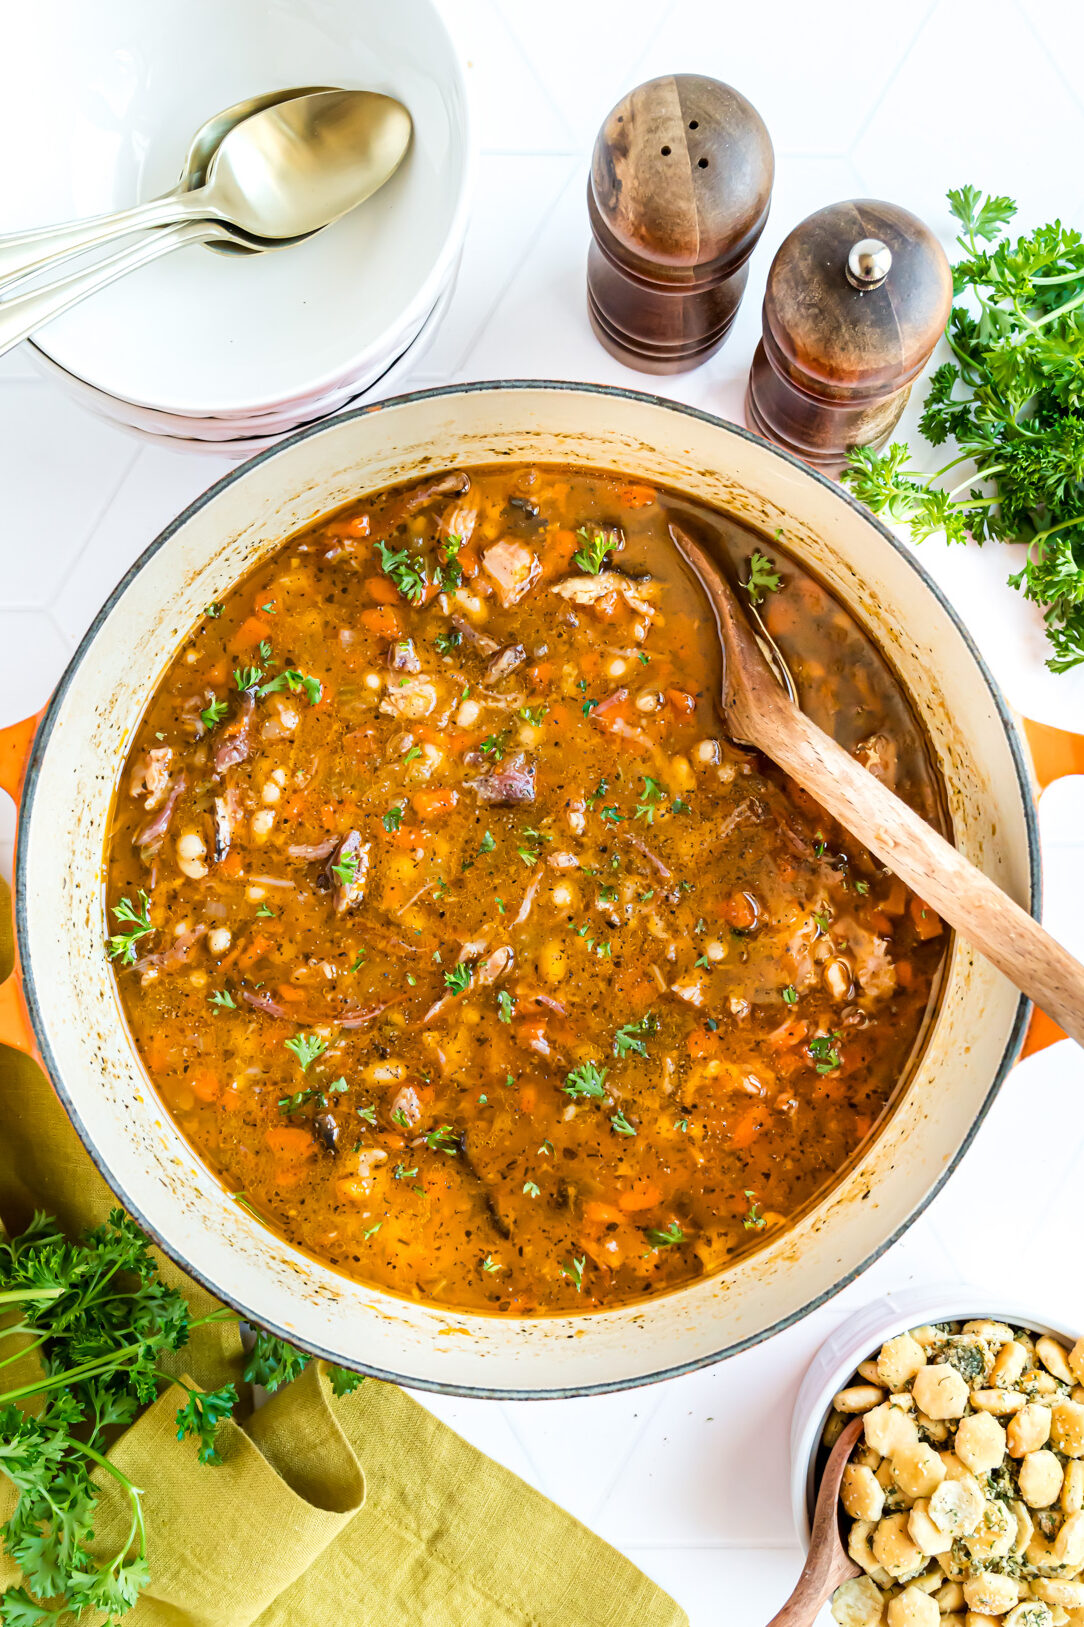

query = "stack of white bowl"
[[4, 0, 473, 454]]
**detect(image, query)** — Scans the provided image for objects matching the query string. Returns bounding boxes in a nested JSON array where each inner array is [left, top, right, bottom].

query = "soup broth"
[[105, 466, 946, 1314]]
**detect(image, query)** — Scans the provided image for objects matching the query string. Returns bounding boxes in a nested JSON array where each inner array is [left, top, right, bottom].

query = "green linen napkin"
[[0, 886, 687, 1627]]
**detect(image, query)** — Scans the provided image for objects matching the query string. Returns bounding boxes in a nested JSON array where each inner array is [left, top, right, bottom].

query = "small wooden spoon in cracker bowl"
[[785, 1292, 1084, 1627]]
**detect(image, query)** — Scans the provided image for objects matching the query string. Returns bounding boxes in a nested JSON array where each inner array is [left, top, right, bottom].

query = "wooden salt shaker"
[[745, 199, 952, 474], [587, 75, 774, 373]]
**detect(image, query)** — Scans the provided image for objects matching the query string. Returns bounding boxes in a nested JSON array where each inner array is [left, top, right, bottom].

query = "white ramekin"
[[790, 1287, 1083, 1546]]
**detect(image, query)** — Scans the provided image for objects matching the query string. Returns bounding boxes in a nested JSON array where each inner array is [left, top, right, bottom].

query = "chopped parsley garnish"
[[256, 903, 276, 918], [435, 627, 462, 654], [106, 891, 154, 965], [782, 985, 798, 1005], [563, 1060, 607, 1099], [585, 779, 609, 808], [523, 1180, 540, 1198], [519, 705, 548, 726], [437, 535, 463, 592], [743, 551, 782, 604], [538, 1140, 553, 1156], [362, 1223, 382, 1240], [375, 540, 429, 604], [284, 1033, 327, 1071], [809, 1033, 842, 1073], [600, 805, 625, 825], [208, 988, 236, 1011], [562, 1255, 586, 1291], [201, 695, 229, 731], [812, 910, 832, 934], [855, 880, 869, 895], [383, 804, 405, 834], [278, 1085, 325, 1114], [260, 668, 322, 706], [480, 734, 505, 760], [234, 664, 265, 692], [518, 846, 539, 866], [331, 851, 360, 888], [357, 1104, 377, 1126], [423, 1124, 459, 1154], [402, 745, 423, 766], [480, 830, 496, 854], [613, 1012, 658, 1058], [572, 525, 614, 574], [645, 1222, 685, 1248], [391, 1107, 410, 1130], [674, 1118, 688, 1134], [695, 954, 712, 970], [672, 797, 691, 815], [497, 989, 514, 1023], [444, 964, 471, 996], [480, 1255, 500, 1274], [393, 1163, 418, 1180], [204, 601, 223, 618], [634, 776, 665, 823], [610, 1109, 636, 1136], [743, 1193, 766, 1230]]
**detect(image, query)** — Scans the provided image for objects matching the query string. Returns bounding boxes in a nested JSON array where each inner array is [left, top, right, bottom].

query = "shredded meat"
[[484, 643, 527, 684], [213, 692, 255, 775], [401, 471, 470, 514], [379, 675, 437, 720], [450, 615, 499, 655], [482, 539, 540, 607], [387, 638, 421, 674], [465, 754, 535, 805], [551, 571, 656, 617], [133, 923, 205, 974], [324, 830, 369, 914], [133, 774, 186, 850], [287, 838, 339, 861], [130, 747, 173, 808]]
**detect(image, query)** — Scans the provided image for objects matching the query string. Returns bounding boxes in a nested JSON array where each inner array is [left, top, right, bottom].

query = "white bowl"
[[789, 1290, 1084, 1547], [26, 275, 456, 454], [3, 0, 472, 417]]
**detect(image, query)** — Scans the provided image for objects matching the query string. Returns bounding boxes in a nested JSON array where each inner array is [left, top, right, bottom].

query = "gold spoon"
[[0, 86, 338, 286], [766, 1418, 862, 1626], [669, 521, 1084, 1048], [0, 89, 413, 358], [0, 89, 410, 282]]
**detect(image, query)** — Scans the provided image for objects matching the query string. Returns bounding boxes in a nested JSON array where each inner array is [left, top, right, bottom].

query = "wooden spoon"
[[669, 522, 1084, 1047], [766, 1417, 862, 1625]]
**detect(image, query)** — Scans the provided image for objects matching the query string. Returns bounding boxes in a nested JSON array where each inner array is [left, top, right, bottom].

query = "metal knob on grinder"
[[745, 199, 951, 474]]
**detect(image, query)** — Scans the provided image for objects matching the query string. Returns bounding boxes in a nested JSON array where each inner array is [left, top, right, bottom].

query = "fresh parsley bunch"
[[0, 1210, 363, 1624], [843, 185, 1084, 671]]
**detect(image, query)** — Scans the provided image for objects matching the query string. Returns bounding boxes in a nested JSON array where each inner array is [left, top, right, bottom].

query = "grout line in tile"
[[473, 0, 580, 150], [845, 0, 943, 154], [1011, 0, 1084, 122], [583, 1394, 668, 1524], [44, 442, 143, 610], [450, 155, 582, 376]]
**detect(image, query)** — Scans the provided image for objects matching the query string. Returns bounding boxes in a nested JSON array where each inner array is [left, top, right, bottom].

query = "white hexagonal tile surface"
[[2, 4, 1084, 1623]]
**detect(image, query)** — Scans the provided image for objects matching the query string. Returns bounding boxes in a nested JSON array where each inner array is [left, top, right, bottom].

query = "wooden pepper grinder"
[[587, 75, 774, 373], [745, 199, 952, 474]]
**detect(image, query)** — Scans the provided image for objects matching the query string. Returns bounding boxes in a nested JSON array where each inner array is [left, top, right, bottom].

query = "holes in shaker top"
[[660, 145, 671, 155], [698, 157, 709, 168], [688, 119, 699, 129]]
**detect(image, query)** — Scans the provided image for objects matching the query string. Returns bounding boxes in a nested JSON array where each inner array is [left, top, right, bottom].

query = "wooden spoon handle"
[[765, 1417, 862, 1625], [759, 700, 1084, 1046]]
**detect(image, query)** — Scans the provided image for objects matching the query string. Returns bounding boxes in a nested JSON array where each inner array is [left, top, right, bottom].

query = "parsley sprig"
[[0, 1211, 363, 1625], [844, 185, 1084, 672], [106, 893, 155, 966], [743, 552, 782, 603]]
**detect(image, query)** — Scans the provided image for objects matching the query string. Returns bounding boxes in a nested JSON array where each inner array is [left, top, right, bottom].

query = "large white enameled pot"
[[9, 383, 1037, 1397]]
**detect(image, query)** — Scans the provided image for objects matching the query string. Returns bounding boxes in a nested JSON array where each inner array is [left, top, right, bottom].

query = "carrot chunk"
[[909, 897, 943, 939], [584, 1201, 625, 1226], [721, 891, 758, 931], [228, 615, 272, 654], [360, 606, 403, 639], [190, 1070, 221, 1104], [365, 575, 401, 605], [411, 788, 459, 820], [617, 1180, 661, 1212], [264, 1126, 316, 1161], [616, 483, 656, 508], [665, 688, 696, 716]]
